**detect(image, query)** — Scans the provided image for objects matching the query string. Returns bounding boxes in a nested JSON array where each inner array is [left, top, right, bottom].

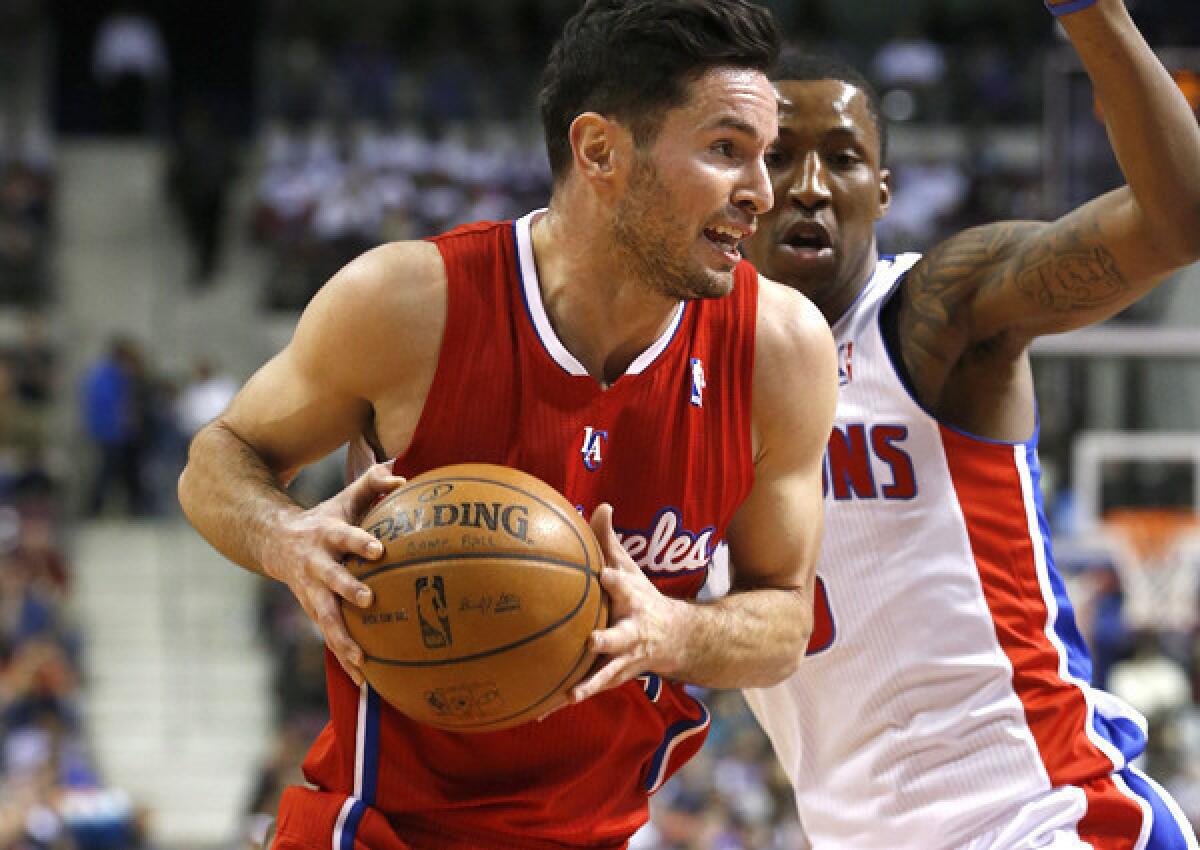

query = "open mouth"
[[781, 221, 833, 256], [703, 222, 753, 261]]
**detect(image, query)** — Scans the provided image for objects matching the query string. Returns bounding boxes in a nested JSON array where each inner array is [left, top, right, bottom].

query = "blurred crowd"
[[0, 315, 148, 849], [0, 151, 54, 309], [77, 335, 238, 521], [251, 120, 552, 309], [2, 1, 1200, 848]]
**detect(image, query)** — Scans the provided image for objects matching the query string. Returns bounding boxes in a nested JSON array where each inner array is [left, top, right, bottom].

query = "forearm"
[[1062, 0, 1200, 255], [177, 421, 303, 578], [669, 587, 811, 688]]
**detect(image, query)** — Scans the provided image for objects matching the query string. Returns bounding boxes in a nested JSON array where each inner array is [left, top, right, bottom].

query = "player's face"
[[743, 79, 890, 323], [613, 67, 777, 301]]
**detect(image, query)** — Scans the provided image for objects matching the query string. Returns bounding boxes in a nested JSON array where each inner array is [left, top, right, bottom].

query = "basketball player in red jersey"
[[734, 0, 1200, 846], [178, 2, 837, 848]]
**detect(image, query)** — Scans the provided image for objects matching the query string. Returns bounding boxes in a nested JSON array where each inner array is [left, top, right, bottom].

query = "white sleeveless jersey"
[[730, 255, 1196, 850]]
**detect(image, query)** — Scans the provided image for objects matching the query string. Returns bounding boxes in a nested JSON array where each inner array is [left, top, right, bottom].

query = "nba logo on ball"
[[416, 576, 452, 649]]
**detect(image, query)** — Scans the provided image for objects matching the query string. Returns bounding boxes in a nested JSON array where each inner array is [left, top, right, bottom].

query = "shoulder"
[[744, 278, 840, 470], [749, 274, 838, 456], [754, 274, 835, 372], [289, 240, 447, 394], [300, 240, 445, 333], [314, 240, 445, 315]]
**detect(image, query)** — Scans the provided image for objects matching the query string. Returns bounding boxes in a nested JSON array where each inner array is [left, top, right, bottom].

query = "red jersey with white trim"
[[728, 255, 1198, 850], [301, 211, 758, 850]]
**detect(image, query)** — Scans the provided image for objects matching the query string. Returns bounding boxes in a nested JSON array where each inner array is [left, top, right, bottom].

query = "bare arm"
[[567, 280, 837, 700], [177, 240, 445, 682], [904, 0, 1200, 370]]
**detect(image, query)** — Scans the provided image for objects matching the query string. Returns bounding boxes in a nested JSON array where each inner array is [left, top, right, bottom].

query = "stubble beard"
[[611, 156, 733, 302]]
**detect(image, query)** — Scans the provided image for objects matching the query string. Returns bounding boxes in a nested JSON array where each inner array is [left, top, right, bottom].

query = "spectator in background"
[[79, 336, 146, 517], [0, 161, 52, 306], [871, 19, 948, 122], [1078, 562, 1131, 690], [174, 356, 237, 439], [92, 2, 168, 136], [9, 313, 55, 410], [0, 0, 50, 158], [165, 101, 237, 287], [1109, 630, 1193, 732]]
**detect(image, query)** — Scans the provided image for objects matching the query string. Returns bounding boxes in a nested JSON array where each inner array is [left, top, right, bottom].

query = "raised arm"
[[177, 240, 445, 683], [905, 0, 1200, 360], [566, 279, 837, 702]]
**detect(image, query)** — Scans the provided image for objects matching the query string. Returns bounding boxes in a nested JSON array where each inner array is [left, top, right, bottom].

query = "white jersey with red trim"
[[731, 255, 1198, 850]]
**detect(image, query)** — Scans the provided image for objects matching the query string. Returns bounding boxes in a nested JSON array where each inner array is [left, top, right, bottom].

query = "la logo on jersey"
[[581, 426, 608, 471], [689, 358, 705, 407]]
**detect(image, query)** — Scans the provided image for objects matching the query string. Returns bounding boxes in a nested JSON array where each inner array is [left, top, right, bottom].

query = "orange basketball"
[[342, 463, 608, 732]]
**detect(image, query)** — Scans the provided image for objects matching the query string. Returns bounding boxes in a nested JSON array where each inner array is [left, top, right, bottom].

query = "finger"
[[311, 588, 366, 684], [336, 653, 365, 688], [588, 622, 636, 657], [319, 557, 374, 608], [536, 692, 571, 723], [599, 564, 631, 596], [569, 657, 634, 704], [329, 523, 385, 562], [590, 503, 635, 572], [366, 459, 407, 492], [345, 461, 407, 520]]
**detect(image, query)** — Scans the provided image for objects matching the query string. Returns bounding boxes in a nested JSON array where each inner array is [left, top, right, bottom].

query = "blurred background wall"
[[0, 1, 1198, 848]]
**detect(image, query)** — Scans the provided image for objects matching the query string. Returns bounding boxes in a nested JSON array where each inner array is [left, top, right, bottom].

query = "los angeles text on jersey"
[[823, 423, 917, 501], [614, 507, 716, 575]]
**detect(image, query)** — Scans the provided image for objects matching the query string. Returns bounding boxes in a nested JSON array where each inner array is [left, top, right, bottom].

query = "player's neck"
[[532, 208, 683, 387], [818, 243, 880, 327]]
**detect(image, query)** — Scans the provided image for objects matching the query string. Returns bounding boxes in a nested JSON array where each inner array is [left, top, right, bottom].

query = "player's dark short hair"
[[539, 0, 780, 184], [772, 46, 888, 162]]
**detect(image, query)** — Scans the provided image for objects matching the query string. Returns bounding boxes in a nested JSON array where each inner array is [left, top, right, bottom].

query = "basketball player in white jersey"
[[734, 0, 1200, 846]]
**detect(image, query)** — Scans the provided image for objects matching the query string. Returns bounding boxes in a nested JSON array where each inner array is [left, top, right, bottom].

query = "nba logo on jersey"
[[690, 358, 705, 407], [581, 426, 608, 471], [838, 342, 854, 386]]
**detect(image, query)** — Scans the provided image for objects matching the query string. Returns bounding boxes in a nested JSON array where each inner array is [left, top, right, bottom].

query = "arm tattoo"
[[1014, 221, 1129, 313], [904, 224, 1035, 350]]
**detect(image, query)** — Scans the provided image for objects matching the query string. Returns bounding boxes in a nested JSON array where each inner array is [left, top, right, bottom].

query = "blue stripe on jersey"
[[339, 799, 367, 850], [639, 673, 663, 702], [1024, 441, 1093, 683], [361, 687, 382, 805], [1099, 712, 1153, 766], [643, 699, 711, 794], [1122, 766, 1200, 849]]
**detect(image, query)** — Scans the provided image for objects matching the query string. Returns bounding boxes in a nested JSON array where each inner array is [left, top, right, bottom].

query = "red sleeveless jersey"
[[295, 212, 757, 850]]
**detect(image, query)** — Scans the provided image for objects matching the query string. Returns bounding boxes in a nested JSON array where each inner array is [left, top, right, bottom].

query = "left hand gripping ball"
[[342, 463, 608, 732]]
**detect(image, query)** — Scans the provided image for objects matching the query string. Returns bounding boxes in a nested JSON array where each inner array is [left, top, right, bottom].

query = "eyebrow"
[[703, 115, 767, 144], [777, 124, 864, 144]]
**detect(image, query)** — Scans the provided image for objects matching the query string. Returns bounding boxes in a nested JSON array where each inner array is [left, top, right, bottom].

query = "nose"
[[733, 156, 774, 217], [788, 151, 831, 211]]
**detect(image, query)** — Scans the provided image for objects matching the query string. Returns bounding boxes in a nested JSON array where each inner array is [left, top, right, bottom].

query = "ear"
[[876, 167, 892, 220], [569, 112, 622, 184]]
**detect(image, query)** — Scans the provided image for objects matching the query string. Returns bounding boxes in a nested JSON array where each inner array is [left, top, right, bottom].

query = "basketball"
[[342, 463, 608, 732]]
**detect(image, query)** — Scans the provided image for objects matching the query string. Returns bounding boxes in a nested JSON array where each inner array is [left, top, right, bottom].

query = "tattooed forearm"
[[1014, 223, 1129, 313]]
